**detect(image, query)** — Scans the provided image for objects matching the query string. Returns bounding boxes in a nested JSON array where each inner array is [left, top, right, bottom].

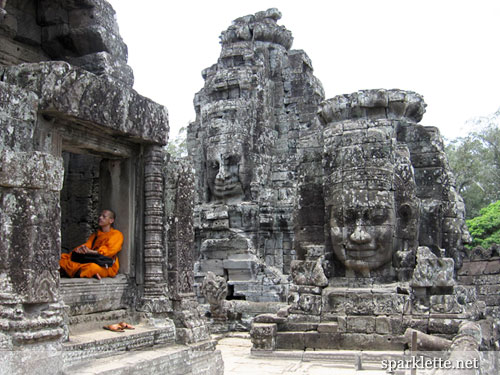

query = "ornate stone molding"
[[141, 145, 170, 313]]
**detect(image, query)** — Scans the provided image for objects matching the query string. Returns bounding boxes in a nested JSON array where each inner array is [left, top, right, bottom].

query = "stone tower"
[[188, 8, 324, 302]]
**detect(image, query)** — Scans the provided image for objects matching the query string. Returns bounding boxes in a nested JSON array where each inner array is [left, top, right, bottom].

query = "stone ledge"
[[60, 274, 133, 315], [63, 338, 223, 375], [2, 61, 168, 145], [318, 89, 426, 125]]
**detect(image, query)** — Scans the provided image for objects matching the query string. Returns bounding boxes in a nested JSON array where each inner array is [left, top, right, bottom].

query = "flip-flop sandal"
[[118, 322, 135, 330], [103, 324, 124, 332]]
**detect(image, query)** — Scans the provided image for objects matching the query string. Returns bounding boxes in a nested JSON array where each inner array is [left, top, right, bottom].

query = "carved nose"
[[350, 225, 371, 244], [216, 165, 228, 180]]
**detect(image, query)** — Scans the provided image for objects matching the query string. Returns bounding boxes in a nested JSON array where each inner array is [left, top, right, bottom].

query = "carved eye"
[[226, 155, 240, 165], [369, 208, 389, 225], [209, 160, 219, 170]]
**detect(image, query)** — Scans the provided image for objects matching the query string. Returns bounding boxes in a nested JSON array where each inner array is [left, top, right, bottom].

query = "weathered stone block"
[[411, 247, 455, 288], [275, 331, 304, 350], [428, 318, 461, 335], [2, 62, 168, 145], [347, 316, 376, 333], [289, 293, 322, 315], [199, 259, 224, 276], [290, 259, 327, 287], [317, 322, 338, 333], [250, 323, 277, 350], [376, 316, 391, 334]]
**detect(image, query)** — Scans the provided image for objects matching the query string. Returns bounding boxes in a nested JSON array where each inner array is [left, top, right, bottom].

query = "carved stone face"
[[206, 146, 244, 201], [329, 190, 395, 273]]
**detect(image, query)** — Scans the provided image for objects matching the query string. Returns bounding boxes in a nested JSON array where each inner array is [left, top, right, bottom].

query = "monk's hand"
[[75, 246, 85, 254]]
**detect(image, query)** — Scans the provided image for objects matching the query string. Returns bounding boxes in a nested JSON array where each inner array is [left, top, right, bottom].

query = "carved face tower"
[[320, 89, 424, 278]]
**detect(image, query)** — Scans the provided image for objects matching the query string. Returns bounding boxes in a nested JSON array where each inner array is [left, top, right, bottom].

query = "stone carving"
[[201, 272, 228, 304], [201, 272, 228, 320], [411, 246, 455, 288], [290, 259, 328, 287], [189, 8, 324, 303], [252, 87, 474, 351], [1, 2, 221, 373], [206, 143, 246, 203], [250, 323, 277, 351], [321, 93, 423, 280]]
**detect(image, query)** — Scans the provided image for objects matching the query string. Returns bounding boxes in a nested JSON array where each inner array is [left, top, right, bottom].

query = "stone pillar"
[[0, 81, 65, 372], [140, 144, 171, 313], [166, 157, 210, 344]]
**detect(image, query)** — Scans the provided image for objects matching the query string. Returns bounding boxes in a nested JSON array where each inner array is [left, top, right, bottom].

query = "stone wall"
[[458, 247, 500, 320]]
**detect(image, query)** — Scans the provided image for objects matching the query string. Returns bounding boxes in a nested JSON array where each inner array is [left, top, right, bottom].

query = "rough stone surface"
[[1, 1, 219, 373], [251, 84, 474, 351], [2, 62, 168, 145], [188, 8, 324, 304], [411, 247, 455, 288], [201, 271, 228, 320]]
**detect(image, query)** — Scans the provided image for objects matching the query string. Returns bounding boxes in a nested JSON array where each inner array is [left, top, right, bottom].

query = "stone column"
[[165, 157, 210, 344], [0, 81, 65, 372], [140, 144, 171, 313]]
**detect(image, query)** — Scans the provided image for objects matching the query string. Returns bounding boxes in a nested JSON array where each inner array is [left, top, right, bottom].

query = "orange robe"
[[60, 228, 124, 278]]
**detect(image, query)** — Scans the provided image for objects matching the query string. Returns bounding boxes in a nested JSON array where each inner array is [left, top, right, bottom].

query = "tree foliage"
[[466, 200, 500, 248], [166, 126, 187, 158], [446, 121, 500, 219]]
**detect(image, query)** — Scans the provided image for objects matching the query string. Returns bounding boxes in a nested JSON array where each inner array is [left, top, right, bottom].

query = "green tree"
[[166, 126, 187, 158], [446, 120, 500, 219], [466, 200, 500, 248]]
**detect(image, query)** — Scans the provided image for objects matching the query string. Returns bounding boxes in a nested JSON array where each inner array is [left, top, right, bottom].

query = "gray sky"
[[107, 0, 500, 140]]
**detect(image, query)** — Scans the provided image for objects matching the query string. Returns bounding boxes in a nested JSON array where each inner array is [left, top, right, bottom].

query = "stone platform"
[[62, 324, 222, 374], [219, 334, 398, 375]]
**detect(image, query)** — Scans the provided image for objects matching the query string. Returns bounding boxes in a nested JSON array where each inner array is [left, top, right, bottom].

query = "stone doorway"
[[60, 148, 138, 277]]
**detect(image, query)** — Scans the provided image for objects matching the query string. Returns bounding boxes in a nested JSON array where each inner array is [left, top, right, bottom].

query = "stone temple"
[[0, 1, 222, 373], [1, 2, 499, 374], [188, 6, 499, 365]]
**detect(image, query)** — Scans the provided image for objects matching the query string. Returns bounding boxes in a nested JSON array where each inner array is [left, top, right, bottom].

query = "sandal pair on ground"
[[103, 322, 135, 332]]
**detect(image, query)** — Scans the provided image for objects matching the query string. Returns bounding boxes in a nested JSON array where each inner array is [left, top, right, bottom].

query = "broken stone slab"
[[404, 328, 452, 351]]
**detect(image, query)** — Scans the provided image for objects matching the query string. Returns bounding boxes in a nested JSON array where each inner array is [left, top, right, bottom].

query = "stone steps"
[[62, 323, 176, 365], [63, 340, 223, 375]]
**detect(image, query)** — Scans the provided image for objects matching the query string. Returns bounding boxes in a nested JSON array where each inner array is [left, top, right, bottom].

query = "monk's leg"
[[78, 263, 108, 279], [59, 252, 84, 278]]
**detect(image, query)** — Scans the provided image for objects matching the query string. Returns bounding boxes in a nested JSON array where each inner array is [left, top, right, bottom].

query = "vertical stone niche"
[[60, 150, 137, 276]]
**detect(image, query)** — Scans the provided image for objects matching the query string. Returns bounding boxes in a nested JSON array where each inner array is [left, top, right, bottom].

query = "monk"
[[60, 209, 123, 280]]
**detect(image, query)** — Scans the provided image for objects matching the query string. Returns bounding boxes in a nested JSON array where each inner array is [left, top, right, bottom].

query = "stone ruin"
[[188, 8, 324, 307], [188, 7, 498, 365], [0, 1, 222, 374], [250, 88, 483, 352], [1, 1, 499, 373]]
